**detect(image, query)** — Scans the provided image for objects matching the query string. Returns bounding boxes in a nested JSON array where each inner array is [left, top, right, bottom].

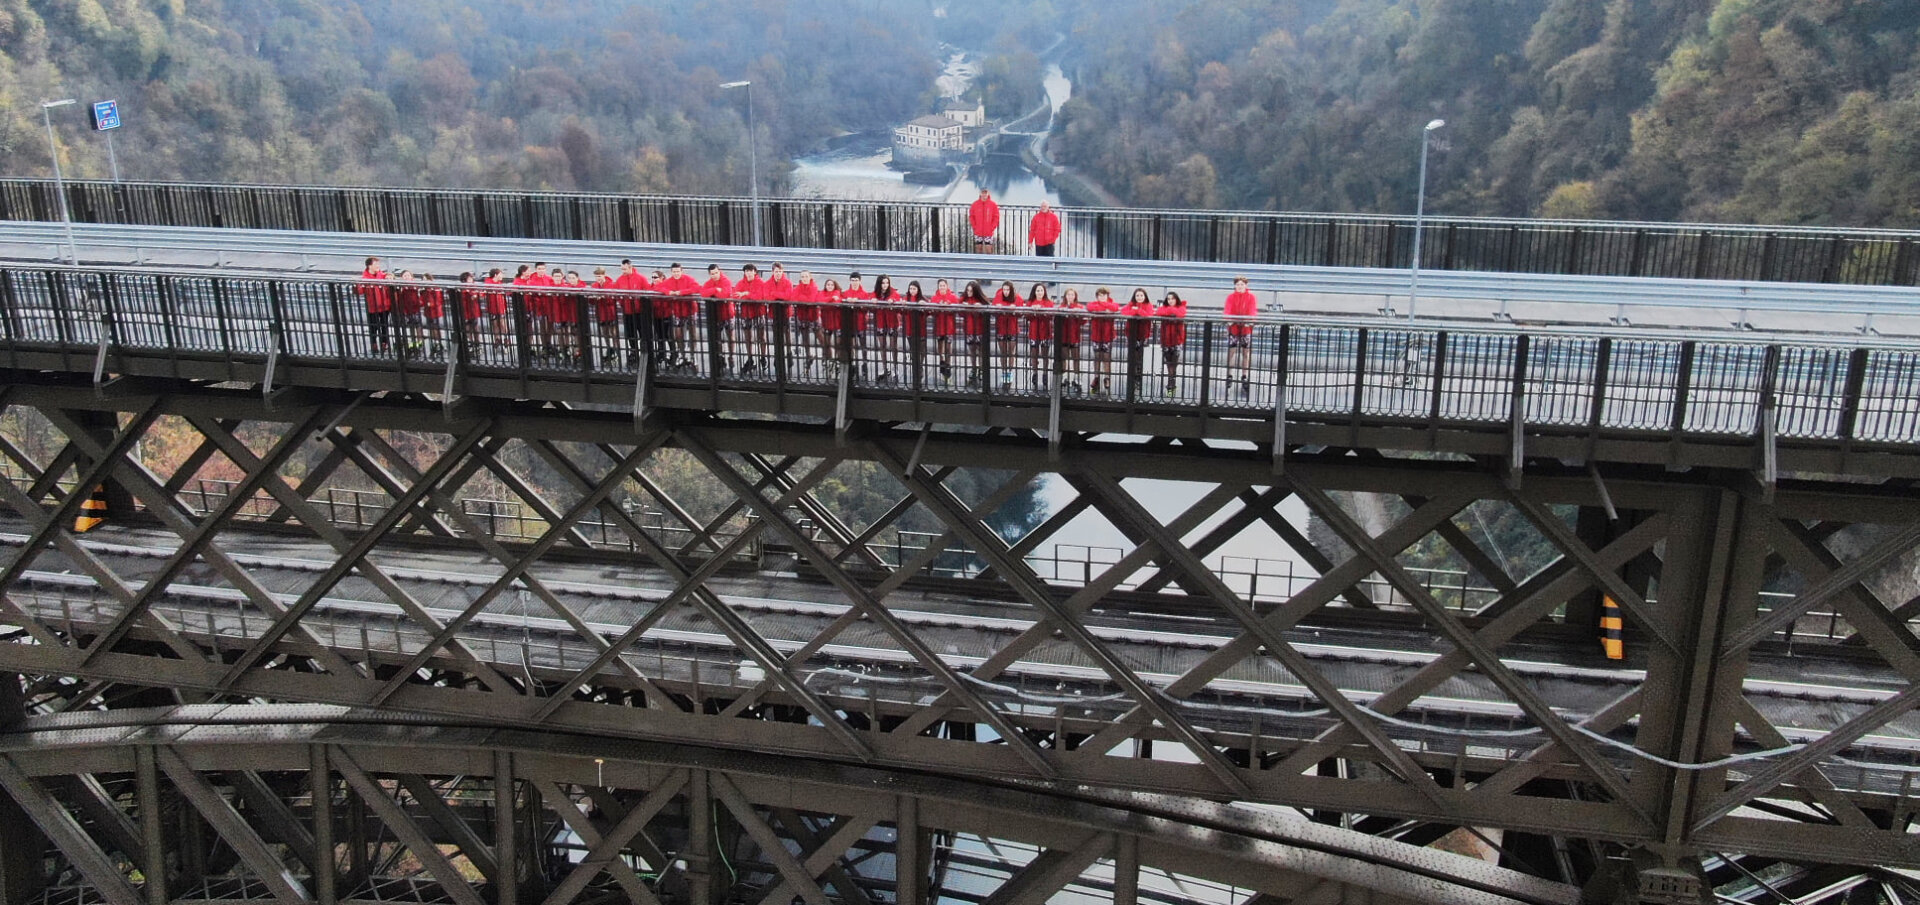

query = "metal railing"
[[4, 177, 1917, 286], [3, 265, 1919, 452]]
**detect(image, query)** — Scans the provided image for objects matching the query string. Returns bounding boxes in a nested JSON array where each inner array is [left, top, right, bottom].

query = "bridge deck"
[[0, 264, 1915, 478]]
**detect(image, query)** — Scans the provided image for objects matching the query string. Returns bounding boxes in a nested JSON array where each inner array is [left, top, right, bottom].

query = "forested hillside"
[[1053, 0, 1920, 226], [0, 0, 939, 193]]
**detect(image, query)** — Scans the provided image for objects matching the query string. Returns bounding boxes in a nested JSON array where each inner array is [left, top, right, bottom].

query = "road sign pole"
[[105, 130, 120, 183]]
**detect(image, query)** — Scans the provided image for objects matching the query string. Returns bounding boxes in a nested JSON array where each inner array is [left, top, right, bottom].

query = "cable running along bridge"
[[0, 244, 1916, 901]]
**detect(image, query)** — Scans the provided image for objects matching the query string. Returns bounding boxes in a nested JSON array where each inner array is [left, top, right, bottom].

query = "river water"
[[787, 56, 1071, 207]]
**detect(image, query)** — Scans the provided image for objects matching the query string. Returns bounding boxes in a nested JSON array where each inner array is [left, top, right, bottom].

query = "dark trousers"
[[368, 311, 391, 351], [1035, 244, 1056, 257]]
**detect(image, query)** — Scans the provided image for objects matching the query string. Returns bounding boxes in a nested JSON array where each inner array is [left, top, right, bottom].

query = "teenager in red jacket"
[[1223, 275, 1259, 397], [554, 270, 585, 364], [991, 281, 1022, 389], [930, 278, 960, 384], [870, 274, 901, 383], [418, 272, 447, 358], [1085, 287, 1120, 395], [393, 269, 423, 357], [791, 270, 822, 371], [699, 264, 735, 373], [732, 264, 767, 375], [1030, 201, 1061, 257], [654, 262, 700, 371], [969, 188, 1000, 254], [960, 280, 990, 387], [818, 278, 845, 376], [1155, 291, 1190, 396], [1058, 287, 1086, 392], [357, 257, 393, 355], [1024, 283, 1054, 390]]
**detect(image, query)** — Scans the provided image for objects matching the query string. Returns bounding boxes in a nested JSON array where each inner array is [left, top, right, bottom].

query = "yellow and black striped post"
[[73, 484, 108, 533], [1600, 595, 1625, 660]]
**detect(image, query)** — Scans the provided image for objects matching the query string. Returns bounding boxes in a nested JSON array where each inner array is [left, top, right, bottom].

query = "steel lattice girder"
[[0, 380, 1915, 877], [0, 713, 1577, 905]]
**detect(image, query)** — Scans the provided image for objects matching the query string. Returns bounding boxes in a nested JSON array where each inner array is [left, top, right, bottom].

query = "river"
[[787, 54, 1072, 207]]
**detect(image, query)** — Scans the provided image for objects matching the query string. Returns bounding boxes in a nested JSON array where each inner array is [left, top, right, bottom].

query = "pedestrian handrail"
[[7, 222, 1918, 337], [3, 177, 1916, 287], [2, 264, 1917, 462]]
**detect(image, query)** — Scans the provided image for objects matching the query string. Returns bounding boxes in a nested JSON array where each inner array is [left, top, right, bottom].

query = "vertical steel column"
[[896, 795, 924, 905], [493, 750, 516, 905], [687, 770, 723, 905], [1113, 835, 1139, 905], [134, 747, 167, 905], [310, 745, 335, 905]]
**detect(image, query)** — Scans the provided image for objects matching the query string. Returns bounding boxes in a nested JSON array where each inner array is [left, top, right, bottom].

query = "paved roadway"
[[4, 221, 1920, 337]]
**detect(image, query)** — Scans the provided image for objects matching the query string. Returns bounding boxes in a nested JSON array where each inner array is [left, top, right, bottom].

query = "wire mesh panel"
[[1284, 325, 1360, 416], [1600, 340, 1683, 430], [1358, 329, 1430, 418], [99, 273, 170, 349], [1680, 343, 1768, 435], [1434, 332, 1519, 423], [1524, 336, 1601, 426], [1774, 346, 1850, 439], [1851, 350, 1920, 442]]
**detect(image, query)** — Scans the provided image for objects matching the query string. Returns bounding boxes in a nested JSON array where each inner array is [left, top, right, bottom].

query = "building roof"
[[904, 114, 962, 129]]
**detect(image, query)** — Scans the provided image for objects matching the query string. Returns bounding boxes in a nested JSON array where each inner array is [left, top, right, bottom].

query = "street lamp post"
[[40, 98, 79, 264], [720, 80, 762, 247], [1407, 118, 1445, 320]]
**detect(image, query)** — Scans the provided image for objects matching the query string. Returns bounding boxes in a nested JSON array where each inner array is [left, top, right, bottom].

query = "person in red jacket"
[[930, 278, 960, 384], [356, 257, 393, 355], [591, 267, 621, 366], [655, 263, 701, 371], [991, 281, 1022, 389], [969, 188, 1000, 254], [1223, 275, 1260, 397], [841, 272, 874, 361], [1024, 283, 1054, 390], [700, 264, 735, 373], [393, 269, 423, 357], [554, 270, 585, 364], [732, 264, 766, 374], [1058, 287, 1086, 392], [870, 274, 901, 383], [482, 268, 510, 353], [418, 272, 447, 358], [818, 278, 844, 376], [1030, 201, 1062, 257], [790, 270, 822, 371], [1155, 291, 1190, 396], [960, 280, 990, 387], [1085, 287, 1120, 395], [609, 259, 651, 366]]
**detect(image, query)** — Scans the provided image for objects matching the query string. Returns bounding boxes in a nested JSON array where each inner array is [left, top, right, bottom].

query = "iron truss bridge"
[[0, 259, 1915, 901], [3, 177, 1919, 287]]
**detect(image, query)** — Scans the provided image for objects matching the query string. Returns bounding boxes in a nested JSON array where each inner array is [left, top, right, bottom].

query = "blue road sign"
[[90, 100, 120, 131]]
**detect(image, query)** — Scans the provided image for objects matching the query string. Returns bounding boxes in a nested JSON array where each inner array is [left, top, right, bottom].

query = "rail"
[[1, 265, 1918, 467], [4, 177, 1917, 286], [8, 222, 1920, 337]]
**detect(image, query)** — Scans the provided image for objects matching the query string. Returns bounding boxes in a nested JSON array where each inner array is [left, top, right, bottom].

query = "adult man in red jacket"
[[969, 188, 1000, 254], [1030, 201, 1061, 257], [356, 256, 393, 354]]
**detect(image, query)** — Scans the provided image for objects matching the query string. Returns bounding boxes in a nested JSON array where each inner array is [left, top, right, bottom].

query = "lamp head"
[[1424, 119, 1446, 132], [720, 80, 750, 90], [41, 99, 77, 109]]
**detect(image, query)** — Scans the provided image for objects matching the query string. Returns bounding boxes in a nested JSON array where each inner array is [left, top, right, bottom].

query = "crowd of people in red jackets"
[[353, 193, 1265, 398]]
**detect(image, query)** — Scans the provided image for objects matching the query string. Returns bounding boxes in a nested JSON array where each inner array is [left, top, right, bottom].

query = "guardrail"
[[4, 177, 1916, 287], [6, 222, 1918, 338], [3, 265, 1917, 460]]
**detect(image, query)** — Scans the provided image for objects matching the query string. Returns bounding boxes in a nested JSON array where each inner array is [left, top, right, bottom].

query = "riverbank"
[[1019, 133, 1125, 208]]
